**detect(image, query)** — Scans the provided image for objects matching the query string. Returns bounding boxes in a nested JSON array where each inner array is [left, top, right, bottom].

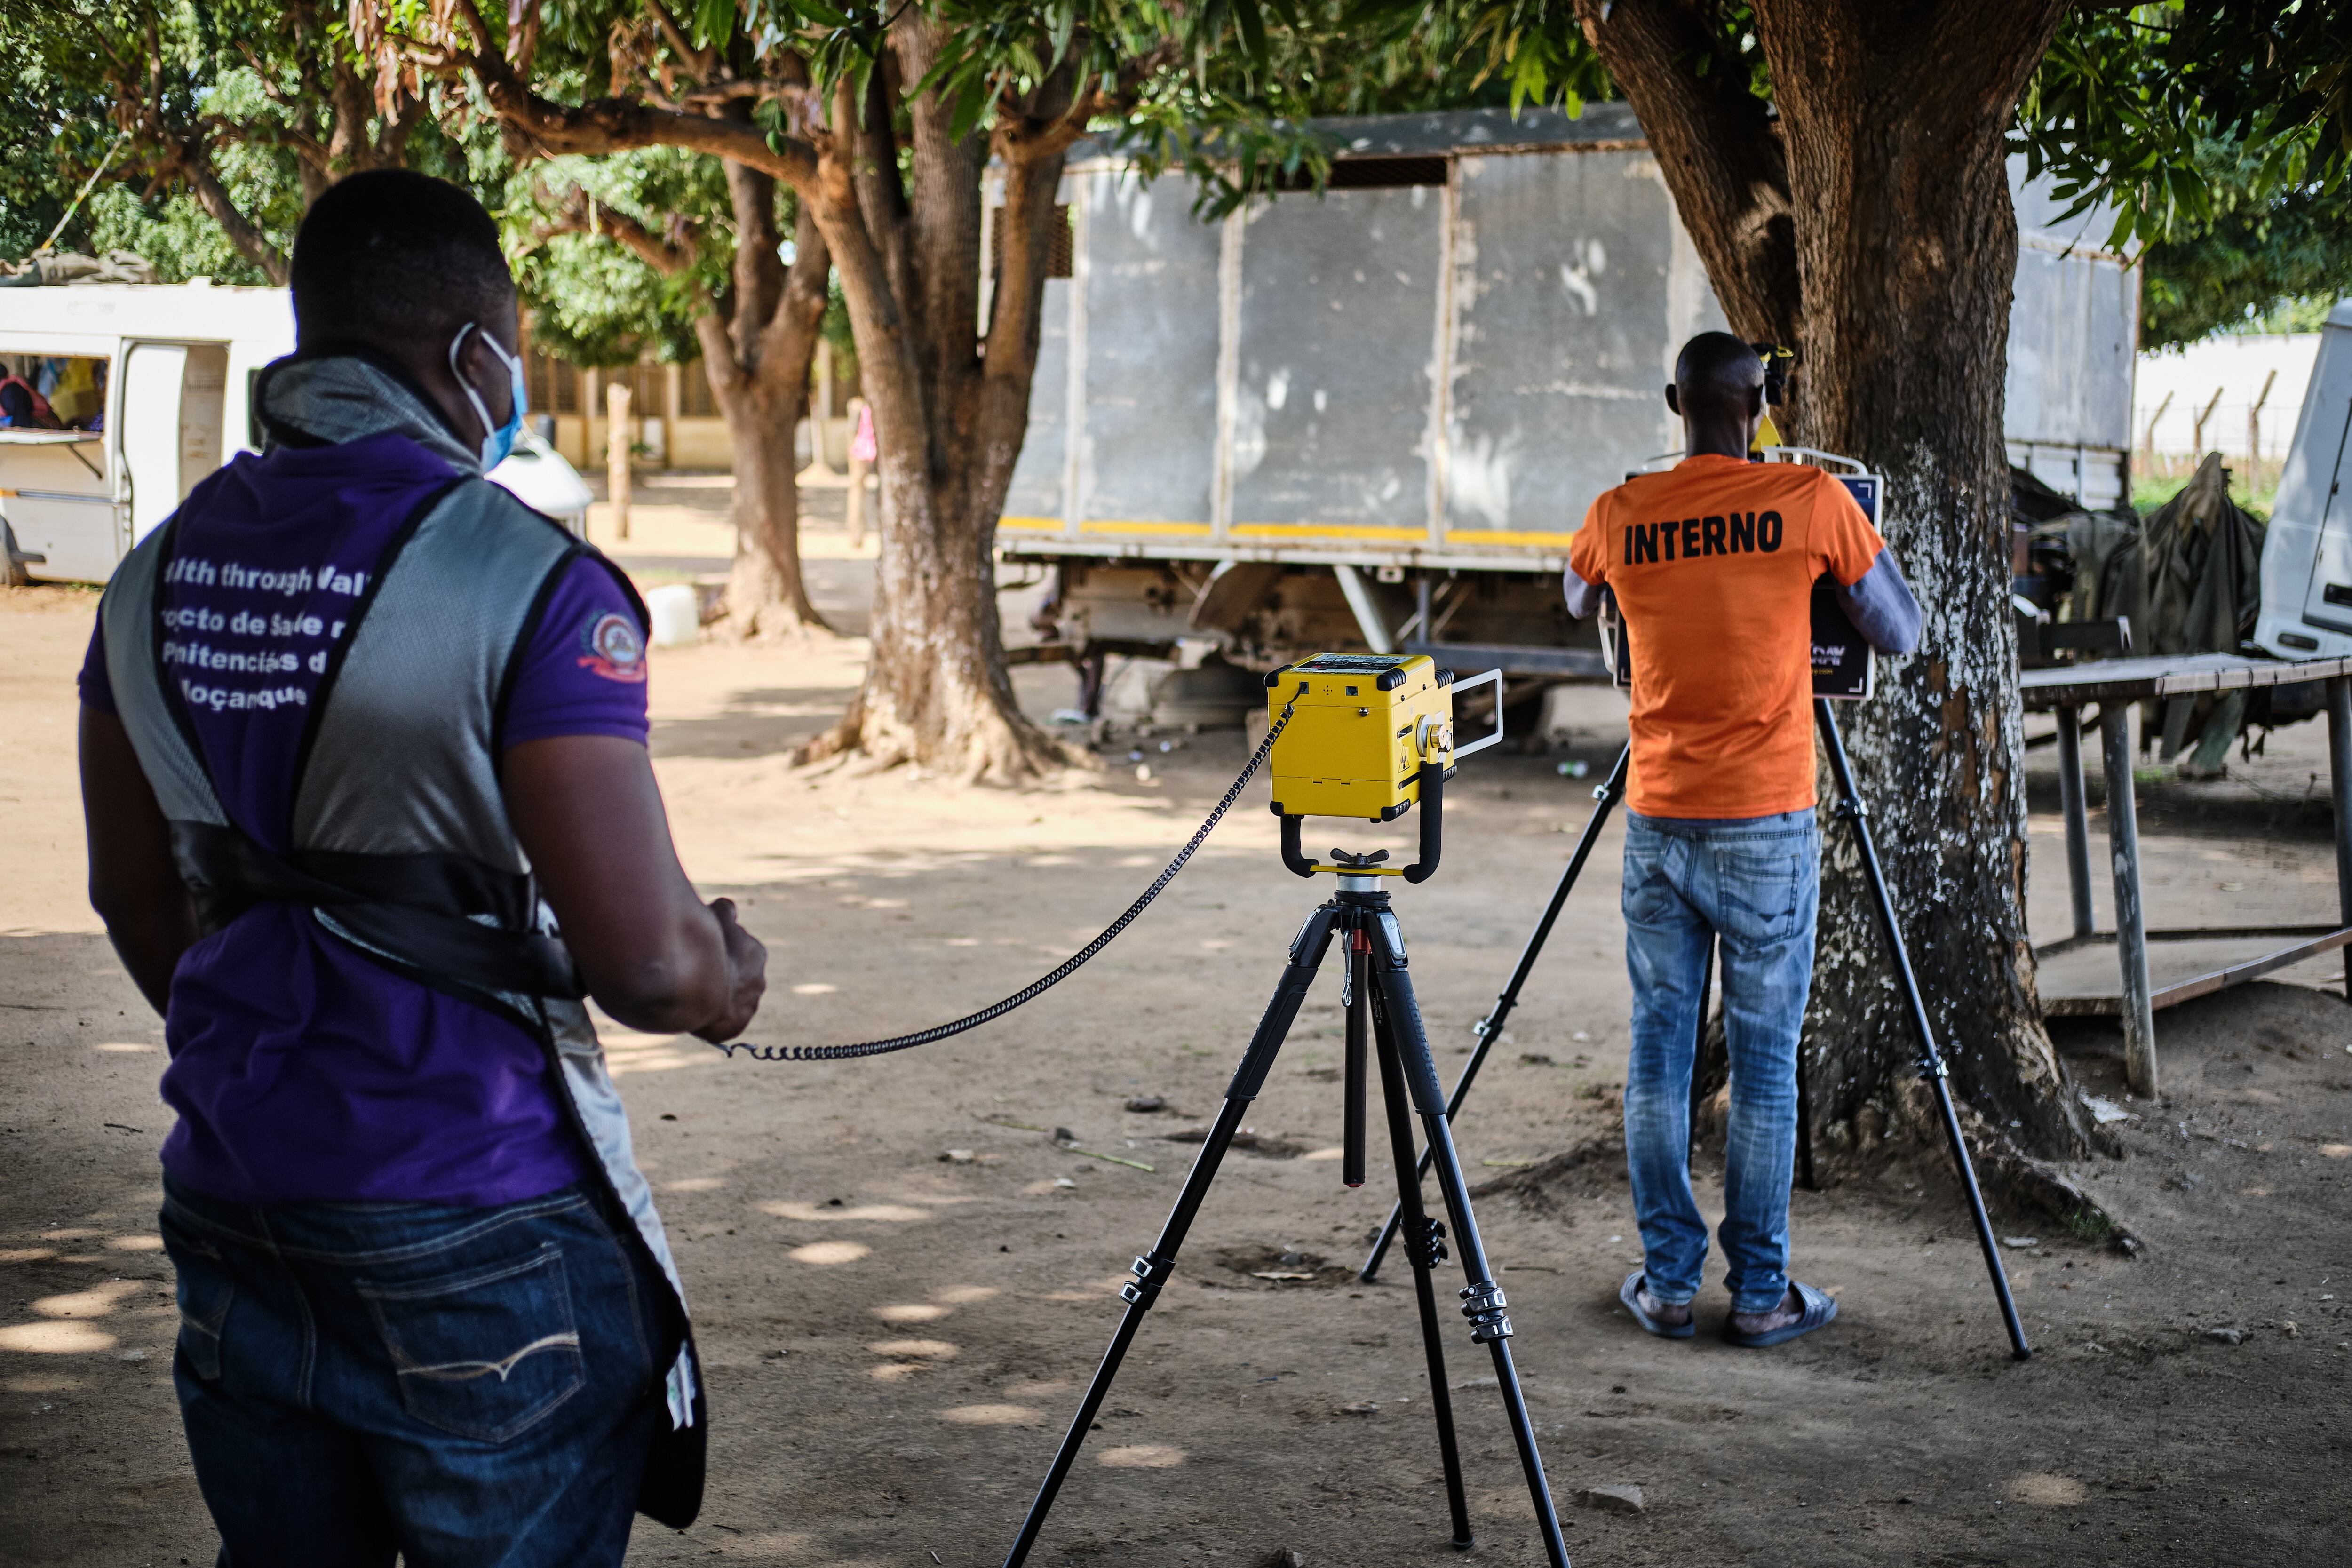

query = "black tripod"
[[1360, 742, 1632, 1282], [1816, 700, 2031, 1360], [1359, 708, 2030, 1360], [1002, 837, 1572, 1567]]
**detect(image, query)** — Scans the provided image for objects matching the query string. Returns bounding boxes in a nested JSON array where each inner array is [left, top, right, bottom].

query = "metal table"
[[2020, 653, 2352, 1097]]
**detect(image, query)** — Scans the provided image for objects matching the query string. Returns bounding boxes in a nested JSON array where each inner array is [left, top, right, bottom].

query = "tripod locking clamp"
[[1459, 1280, 1514, 1343], [1120, 1252, 1174, 1309]]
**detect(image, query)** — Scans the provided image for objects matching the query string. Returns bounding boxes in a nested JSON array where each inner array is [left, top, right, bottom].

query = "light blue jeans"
[[1620, 809, 1818, 1313]]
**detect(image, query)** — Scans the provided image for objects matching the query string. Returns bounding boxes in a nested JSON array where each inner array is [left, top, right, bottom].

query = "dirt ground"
[[4, 490, 2350, 1567]]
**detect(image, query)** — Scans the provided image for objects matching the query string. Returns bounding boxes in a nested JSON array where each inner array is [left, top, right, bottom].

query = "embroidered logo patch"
[[577, 611, 648, 683]]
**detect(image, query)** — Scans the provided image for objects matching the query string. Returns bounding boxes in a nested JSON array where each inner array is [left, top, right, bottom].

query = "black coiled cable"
[[713, 701, 1296, 1062]]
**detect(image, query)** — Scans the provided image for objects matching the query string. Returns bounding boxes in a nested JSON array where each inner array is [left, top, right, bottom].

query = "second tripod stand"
[[1001, 864, 1572, 1568], [1357, 704, 2031, 1361]]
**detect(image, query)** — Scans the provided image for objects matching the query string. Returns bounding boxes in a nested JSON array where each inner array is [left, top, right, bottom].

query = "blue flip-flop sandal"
[[1720, 1279, 1838, 1348], [1618, 1269, 1696, 1339]]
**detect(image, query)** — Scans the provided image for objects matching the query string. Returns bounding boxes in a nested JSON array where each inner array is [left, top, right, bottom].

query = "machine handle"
[[1403, 761, 1444, 883], [1448, 668, 1506, 760], [1279, 814, 1316, 879]]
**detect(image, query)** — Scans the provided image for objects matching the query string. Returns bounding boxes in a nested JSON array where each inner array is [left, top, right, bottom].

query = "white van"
[[0, 280, 592, 585], [2255, 298, 2352, 659]]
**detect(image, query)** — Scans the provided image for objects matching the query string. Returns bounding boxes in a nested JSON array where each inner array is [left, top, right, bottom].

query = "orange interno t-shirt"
[[1568, 454, 1888, 819]]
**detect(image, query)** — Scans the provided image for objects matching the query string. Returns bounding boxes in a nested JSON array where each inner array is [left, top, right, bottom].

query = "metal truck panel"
[[2004, 241, 2137, 452], [1230, 184, 1445, 538], [1000, 275, 1071, 530], [1445, 149, 1720, 541], [1002, 109, 2141, 677], [1296, 103, 1646, 157], [1079, 168, 1223, 531]]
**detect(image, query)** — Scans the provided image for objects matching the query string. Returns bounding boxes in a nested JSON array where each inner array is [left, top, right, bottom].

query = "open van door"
[[2257, 302, 2352, 656], [117, 341, 228, 550], [2294, 395, 2352, 635]]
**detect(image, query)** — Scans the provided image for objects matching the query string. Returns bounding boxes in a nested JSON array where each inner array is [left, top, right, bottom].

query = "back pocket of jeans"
[[1621, 848, 1681, 927], [161, 1222, 234, 1383], [359, 1243, 585, 1444], [1715, 848, 1802, 944]]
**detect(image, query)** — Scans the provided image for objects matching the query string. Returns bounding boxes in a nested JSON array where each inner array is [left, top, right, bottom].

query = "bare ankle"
[[1637, 1287, 1692, 1325]]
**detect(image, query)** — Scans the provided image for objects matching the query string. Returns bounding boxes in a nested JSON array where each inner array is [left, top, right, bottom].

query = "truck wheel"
[[0, 520, 29, 589]]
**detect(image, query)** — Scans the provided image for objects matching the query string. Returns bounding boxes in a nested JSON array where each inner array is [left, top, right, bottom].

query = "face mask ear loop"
[[447, 322, 501, 464]]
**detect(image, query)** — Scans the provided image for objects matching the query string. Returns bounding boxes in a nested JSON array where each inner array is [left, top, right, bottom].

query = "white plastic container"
[[645, 582, 701, 647]]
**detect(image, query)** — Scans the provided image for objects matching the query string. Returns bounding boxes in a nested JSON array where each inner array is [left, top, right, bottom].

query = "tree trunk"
[[1761, 1, 2085, 1162], [717, 372, 826, 637], [706, 171, 833, 639], [795, 16, 1081, 781], [1577, 0, 2088, 1165], [432, 3, 1091, 777]]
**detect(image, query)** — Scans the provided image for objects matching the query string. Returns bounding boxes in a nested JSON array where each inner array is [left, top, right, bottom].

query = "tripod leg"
[[1686, 935, 1715, 1157], [1363, 743, 1631, 1281], [1366, 908, 1572, 1568], [1814, 701, 2031, 1361], [1370, 991, 1472, 1549], [1344, 926, 1370, 1188], [1795, 1031, 1818, 1192], [1001, 903, 1345, 1568]]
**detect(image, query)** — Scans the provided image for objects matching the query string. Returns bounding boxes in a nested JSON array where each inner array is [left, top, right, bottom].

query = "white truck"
[[0, 280, 590, 586], [999, 107, 2137, 681], [2255, 298, 2352, 659]]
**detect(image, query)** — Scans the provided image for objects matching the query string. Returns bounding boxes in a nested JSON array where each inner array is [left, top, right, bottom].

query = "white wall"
[[2135, 333, 2322, 462]]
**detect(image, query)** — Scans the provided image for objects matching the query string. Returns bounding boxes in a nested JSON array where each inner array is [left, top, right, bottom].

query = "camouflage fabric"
[[2057, 454, 2268, 775]]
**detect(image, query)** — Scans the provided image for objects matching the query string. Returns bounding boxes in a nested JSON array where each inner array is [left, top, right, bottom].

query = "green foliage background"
[[2, 0, 2348, 358]]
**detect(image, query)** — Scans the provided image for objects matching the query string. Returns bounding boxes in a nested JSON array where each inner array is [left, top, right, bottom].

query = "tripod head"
[[1262, 653, 1503, 884]]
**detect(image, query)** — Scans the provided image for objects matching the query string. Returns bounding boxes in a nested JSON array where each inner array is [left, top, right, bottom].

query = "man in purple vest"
[[78, 170, 764, 1565]]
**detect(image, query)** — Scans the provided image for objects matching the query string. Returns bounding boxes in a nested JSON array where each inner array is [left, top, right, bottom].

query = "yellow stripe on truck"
[[1080, 519, 1214, 536], [1448, 529, 1581, 548], [1229, 523, 1428, 541]]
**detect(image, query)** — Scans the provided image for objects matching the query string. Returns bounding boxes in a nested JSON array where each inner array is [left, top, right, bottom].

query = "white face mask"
[[448, 322, 527, 470]]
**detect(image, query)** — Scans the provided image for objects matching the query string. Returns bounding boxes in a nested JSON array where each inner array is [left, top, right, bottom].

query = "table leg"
[[2101, 704, 2157, 1096], [2329, 676, 2352, 1004], [2055, 705, 2095, 939]]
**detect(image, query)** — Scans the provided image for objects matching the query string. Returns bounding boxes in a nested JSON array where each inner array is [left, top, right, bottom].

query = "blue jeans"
[[160, 1177, 677, 1568], [1619, 809, 1819, 1313]]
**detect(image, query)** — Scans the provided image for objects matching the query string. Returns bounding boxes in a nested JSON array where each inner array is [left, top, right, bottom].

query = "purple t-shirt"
[[80, 433, 650, 1208]]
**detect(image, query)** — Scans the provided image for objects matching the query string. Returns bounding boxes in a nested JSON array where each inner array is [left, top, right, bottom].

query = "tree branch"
[[506, 0, 545, 72], [755, 200, 831, 395], [724, 156, 786, 368], [538, 190, 696, 279], [176, 137, 290, 283], [431, 0, 822, 192], [641, 0, 719, 87], [854, 43, 918, 340]]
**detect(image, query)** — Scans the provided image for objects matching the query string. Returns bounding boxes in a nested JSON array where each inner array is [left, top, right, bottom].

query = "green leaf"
[[691, 0, 737, 48], [1232, 0, 1269, 69]]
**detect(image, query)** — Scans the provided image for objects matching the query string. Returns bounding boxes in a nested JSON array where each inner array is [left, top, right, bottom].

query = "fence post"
[[606, 380, 633, 541], [2248, 368, 2278, 495]]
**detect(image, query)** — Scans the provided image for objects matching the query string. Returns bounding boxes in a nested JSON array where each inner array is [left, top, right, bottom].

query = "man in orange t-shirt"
[[1564, 334, 1919, 1349]]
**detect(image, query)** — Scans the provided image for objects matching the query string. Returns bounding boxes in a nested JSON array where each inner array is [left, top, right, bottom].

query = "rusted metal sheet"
[[1000, 275, 1070, 530], [1446, 148, 1724, 540], [1230, 184, 1445, 535], [1075, 169, 1224, 530]]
